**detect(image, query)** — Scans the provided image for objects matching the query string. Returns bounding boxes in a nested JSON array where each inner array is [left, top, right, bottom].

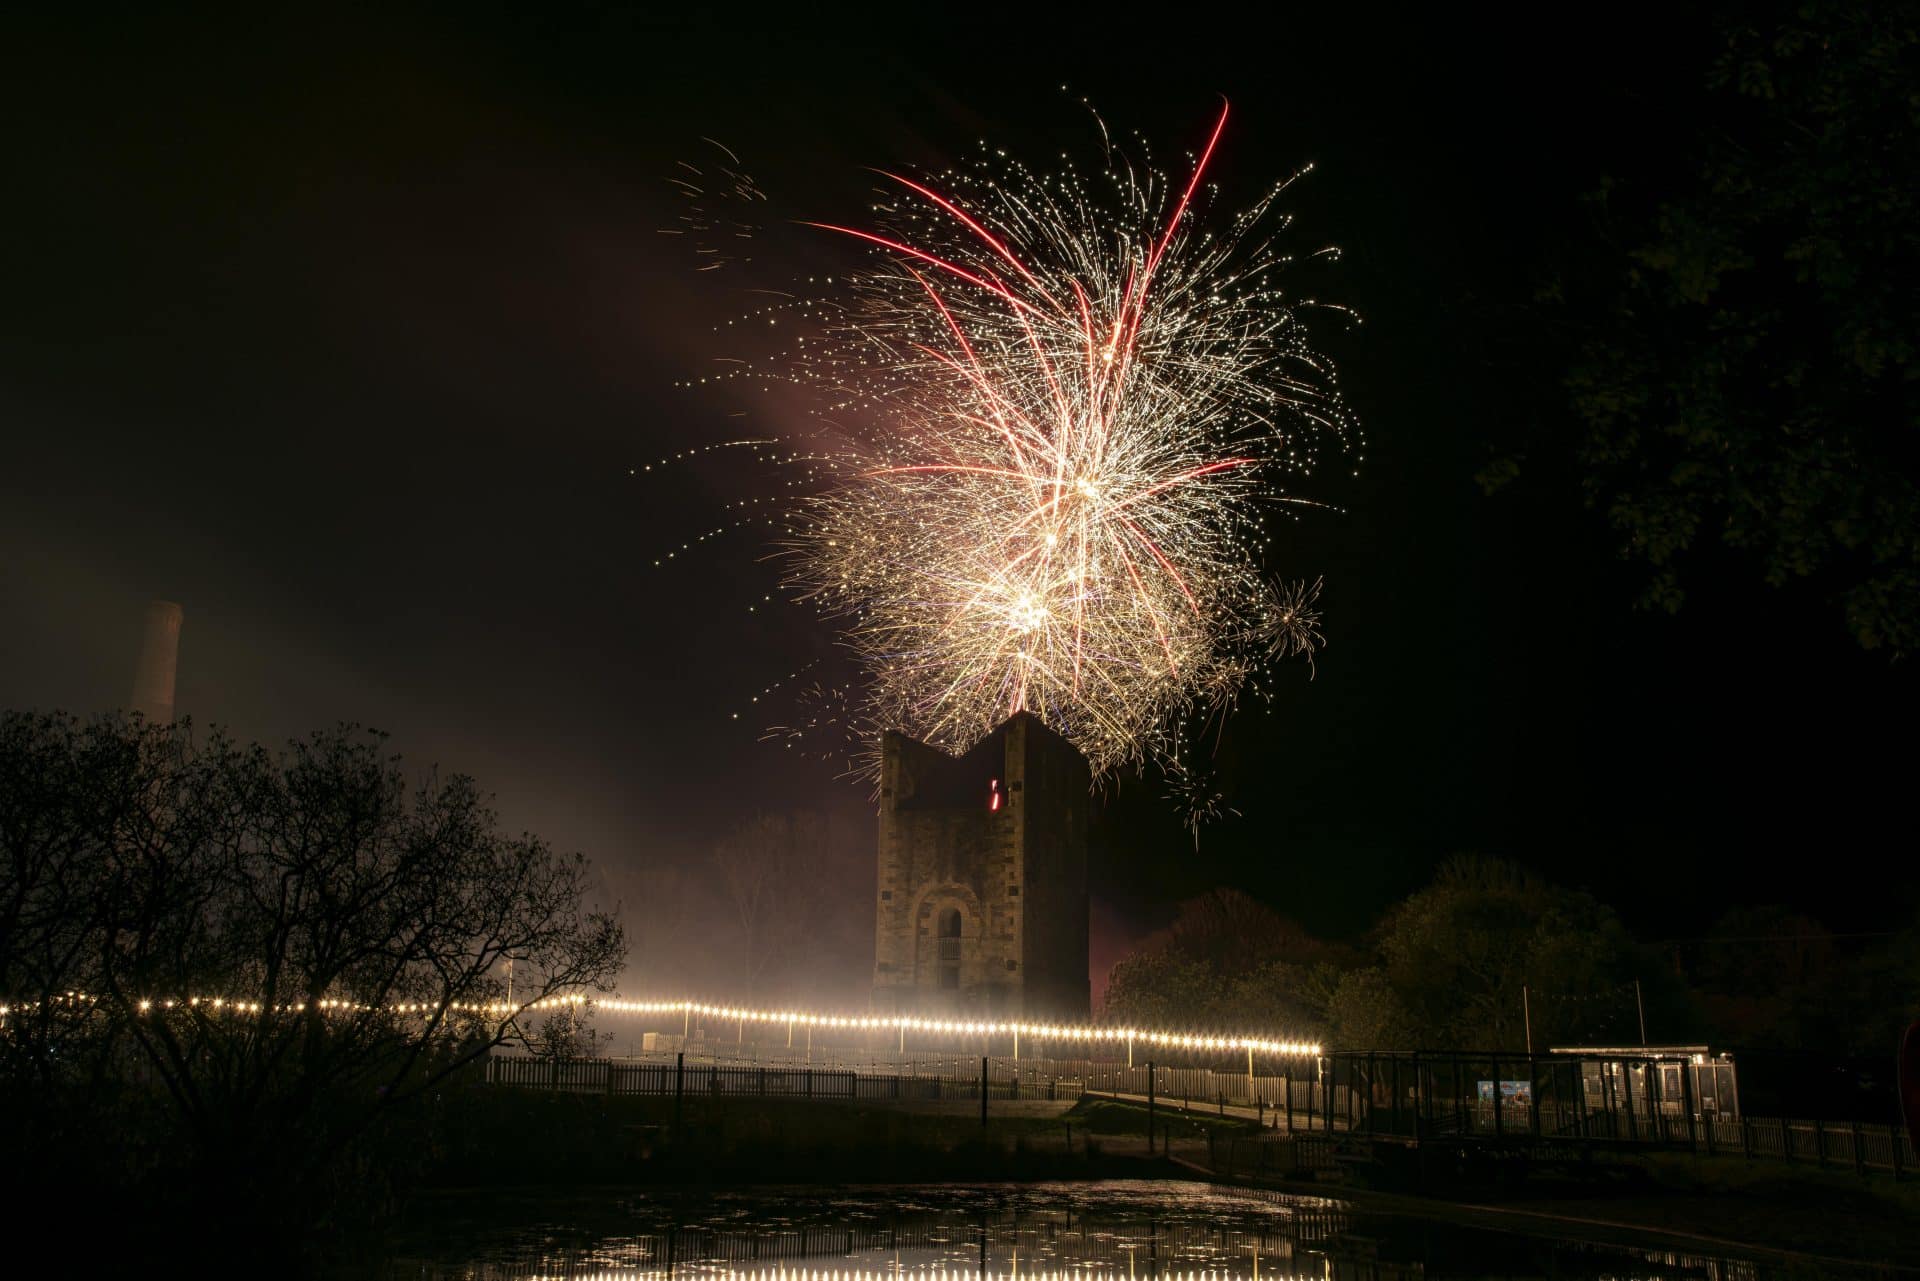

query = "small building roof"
[[1548, 1044, 1726, 1058]]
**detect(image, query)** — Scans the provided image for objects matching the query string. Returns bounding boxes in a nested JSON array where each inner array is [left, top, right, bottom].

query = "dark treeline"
[[1104, 867, 1920, 1066], [0, 711, 623, 1269], [1496, 0, 1919, 655]]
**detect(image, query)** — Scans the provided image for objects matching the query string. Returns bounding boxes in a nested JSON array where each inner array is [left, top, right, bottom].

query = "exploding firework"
[[678, 102, 1358, 790]]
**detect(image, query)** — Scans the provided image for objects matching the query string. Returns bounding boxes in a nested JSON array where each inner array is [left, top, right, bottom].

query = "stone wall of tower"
[[871, 712, 1089, 1021], [1008, 715, 1091, 1019]]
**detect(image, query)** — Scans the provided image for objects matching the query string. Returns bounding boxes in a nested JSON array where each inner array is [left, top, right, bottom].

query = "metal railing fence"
[[485, 1050, 1917, 1179], [484, 1054, 1088, 1102]]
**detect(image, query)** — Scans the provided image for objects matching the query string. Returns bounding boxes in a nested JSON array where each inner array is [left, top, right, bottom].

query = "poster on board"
[[1476, 1079, 1533, 1104]]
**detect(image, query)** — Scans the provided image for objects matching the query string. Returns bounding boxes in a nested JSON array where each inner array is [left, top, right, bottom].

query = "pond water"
[[385, 1180, 1869, 1280]]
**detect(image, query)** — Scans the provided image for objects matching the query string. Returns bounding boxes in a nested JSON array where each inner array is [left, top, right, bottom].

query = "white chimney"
[[130, 600, 183, 723]]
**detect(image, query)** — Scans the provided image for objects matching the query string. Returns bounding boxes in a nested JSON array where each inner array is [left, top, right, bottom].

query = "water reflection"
[[387, 1180, 1862, 1280]]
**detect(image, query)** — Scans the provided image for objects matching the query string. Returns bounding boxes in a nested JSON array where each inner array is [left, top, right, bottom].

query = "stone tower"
[[871, 711, 1090, 1021]]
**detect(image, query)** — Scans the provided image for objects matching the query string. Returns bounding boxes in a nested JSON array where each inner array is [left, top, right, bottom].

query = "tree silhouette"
[[1494, 3, 1920, 651], [0, 711, 624, 1240]]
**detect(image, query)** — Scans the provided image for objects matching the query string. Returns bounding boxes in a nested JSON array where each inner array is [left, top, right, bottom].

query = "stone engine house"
[[871, 712, 1090, 1020]]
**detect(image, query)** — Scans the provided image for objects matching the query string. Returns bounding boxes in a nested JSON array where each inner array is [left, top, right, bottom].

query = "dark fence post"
[[1682, 1062, 1698, 1153], [980, 1056, 989, 1130], [1740, 1113, 1752, 1160], [1147, 1061, 1157, 1153], [1892, 1124, 1905, 1181], [672, 1052, 685, 1145], [1548, 1060, 1561, 1139], [1814, 1118, 1827, 1168], [1852, 1122, 1865, 1175], [1645, 1061, 1661, 1142], [1413, 1056, 1426, 1144], [1572, 1058, 1589, 1139], [805, 1067, 813, 1099]]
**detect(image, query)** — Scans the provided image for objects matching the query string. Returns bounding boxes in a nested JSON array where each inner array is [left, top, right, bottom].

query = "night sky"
[[5, 11, 1914, 996]]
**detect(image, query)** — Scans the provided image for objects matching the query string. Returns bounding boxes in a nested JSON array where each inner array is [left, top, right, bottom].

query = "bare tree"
[[604, 857, 705, 995], [0, 712, 170, 1091], [0, 712, 625, 1220], [525, 999, 611, 1060], [709, 811, 833, 1000]]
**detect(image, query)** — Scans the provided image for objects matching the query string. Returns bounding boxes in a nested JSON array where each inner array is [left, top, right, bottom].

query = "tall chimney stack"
[[130, 600, 184, 723]]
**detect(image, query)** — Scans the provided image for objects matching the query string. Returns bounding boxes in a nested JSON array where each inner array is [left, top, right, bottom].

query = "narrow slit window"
[[937, 907, 962, 989]]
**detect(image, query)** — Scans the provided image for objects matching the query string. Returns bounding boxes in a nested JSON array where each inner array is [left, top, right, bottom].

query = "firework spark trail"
[[659, 138, 767, 270], [753, 100, 1359, 782]]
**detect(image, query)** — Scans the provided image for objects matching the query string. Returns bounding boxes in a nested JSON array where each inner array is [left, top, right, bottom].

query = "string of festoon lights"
[[2, 991, 1320, 1058], [587, 998, 1321, 1058], [437, 1271, 1311, 1281]]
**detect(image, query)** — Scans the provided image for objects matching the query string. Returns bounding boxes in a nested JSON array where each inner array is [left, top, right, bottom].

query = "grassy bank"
[[1059, 1090, 1920, 1269], [1504, 1152, 1920, 1268], [1232, 1139, 1920, 1270], [421, 1088, 1243, 1188]]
